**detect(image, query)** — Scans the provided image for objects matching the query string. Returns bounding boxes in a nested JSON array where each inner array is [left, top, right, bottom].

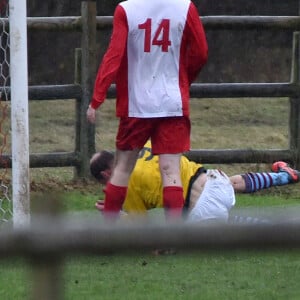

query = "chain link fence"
[[0, 0, 12, 224]]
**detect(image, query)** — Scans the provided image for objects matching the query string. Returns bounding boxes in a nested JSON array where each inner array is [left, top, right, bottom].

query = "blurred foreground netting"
[[2, 204, 300, 256], [229, 205, 300, 225]]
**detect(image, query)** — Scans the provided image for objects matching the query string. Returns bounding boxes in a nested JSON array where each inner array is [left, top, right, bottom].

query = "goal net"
[[0, 0, 12, 224]]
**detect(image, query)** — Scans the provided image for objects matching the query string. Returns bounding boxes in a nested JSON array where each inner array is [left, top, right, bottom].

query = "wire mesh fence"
[[0, 0, 11, 224]]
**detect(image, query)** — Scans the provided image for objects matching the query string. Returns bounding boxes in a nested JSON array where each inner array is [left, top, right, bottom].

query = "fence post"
[[74, 48, 82, 177], [30, 194, 64, 300], [289, 31, 300, 169], [78, 1, 97, 178]]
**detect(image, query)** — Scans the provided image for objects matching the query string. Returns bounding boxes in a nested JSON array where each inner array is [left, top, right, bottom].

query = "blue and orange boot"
[[271, 161, 299, 183]]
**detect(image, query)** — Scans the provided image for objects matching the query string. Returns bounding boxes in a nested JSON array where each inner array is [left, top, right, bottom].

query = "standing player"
[[86, 0, 208, 221]]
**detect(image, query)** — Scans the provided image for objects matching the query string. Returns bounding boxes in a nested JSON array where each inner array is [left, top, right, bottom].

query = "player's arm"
[[90, 5, 128, 109], [185, 3, 208, 84]]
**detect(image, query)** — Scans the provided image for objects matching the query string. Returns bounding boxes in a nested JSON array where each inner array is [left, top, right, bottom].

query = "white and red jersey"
[[90, 0, 208, 118]]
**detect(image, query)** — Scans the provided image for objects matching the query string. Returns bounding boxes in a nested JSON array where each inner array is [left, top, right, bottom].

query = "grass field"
[[2, 249, 300, 300], [0, 97, 300, 299]]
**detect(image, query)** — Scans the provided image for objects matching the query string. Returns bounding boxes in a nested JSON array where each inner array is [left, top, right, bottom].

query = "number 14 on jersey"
[[138, 18, 171, 52]]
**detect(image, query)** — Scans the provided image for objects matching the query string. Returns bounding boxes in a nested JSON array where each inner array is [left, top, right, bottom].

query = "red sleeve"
[[185, 3, 208, 84], [90, 5, 128, 109]]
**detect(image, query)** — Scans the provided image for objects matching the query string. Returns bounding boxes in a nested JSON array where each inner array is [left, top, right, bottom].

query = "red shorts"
[[116, 117, 191, 155]]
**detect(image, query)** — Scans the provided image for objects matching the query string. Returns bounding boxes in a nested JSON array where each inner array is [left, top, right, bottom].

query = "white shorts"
[[186, 169, 236, 223]]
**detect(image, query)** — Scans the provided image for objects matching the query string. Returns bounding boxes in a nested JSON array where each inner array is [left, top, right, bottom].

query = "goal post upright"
[[9, 0, 30, 227]]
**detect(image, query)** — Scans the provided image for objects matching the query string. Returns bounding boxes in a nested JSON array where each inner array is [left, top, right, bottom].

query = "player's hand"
[[95, 200, 105, 212], [95, 200, 128, 219], [87, 105, 96, 124]]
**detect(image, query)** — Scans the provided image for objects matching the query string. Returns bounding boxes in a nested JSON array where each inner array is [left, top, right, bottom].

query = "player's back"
[[119, 0, 192, 117]]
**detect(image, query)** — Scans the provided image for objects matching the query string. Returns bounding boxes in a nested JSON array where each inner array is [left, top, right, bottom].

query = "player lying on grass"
[[90, 142, 299, 223]]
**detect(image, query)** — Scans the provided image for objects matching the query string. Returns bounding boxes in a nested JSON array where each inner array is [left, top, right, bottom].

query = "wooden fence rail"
[[3, 15, 299, 31], [1, 3, 300, 175], [1, 15, 300, 31], [1, 82, 299, 101], [0, 148, 295, 168], [2, 218, 300, 257]]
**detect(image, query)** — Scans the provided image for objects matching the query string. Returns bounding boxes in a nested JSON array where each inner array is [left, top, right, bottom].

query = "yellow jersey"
[[123, 141, 202, 213]]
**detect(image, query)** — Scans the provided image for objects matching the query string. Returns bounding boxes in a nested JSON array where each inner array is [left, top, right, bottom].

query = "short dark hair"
[[90, 150, 114, 181]]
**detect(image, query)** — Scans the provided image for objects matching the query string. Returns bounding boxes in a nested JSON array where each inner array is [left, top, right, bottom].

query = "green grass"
[[1, 247, 300, 300], [63, 251, 300, 300], [0, 259, 30, 299]]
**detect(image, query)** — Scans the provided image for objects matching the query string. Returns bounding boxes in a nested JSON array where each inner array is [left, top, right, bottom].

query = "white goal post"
[[9, 0, 30, 228]]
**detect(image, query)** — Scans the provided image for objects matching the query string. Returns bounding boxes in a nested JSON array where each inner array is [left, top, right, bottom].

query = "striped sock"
[[241, 172, 290, 193]]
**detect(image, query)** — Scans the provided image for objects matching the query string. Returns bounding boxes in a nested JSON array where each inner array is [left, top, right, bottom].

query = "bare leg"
[[229, 174, 246, 193], [159, 153, 182, 187], [110, 149, 140, 186]]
